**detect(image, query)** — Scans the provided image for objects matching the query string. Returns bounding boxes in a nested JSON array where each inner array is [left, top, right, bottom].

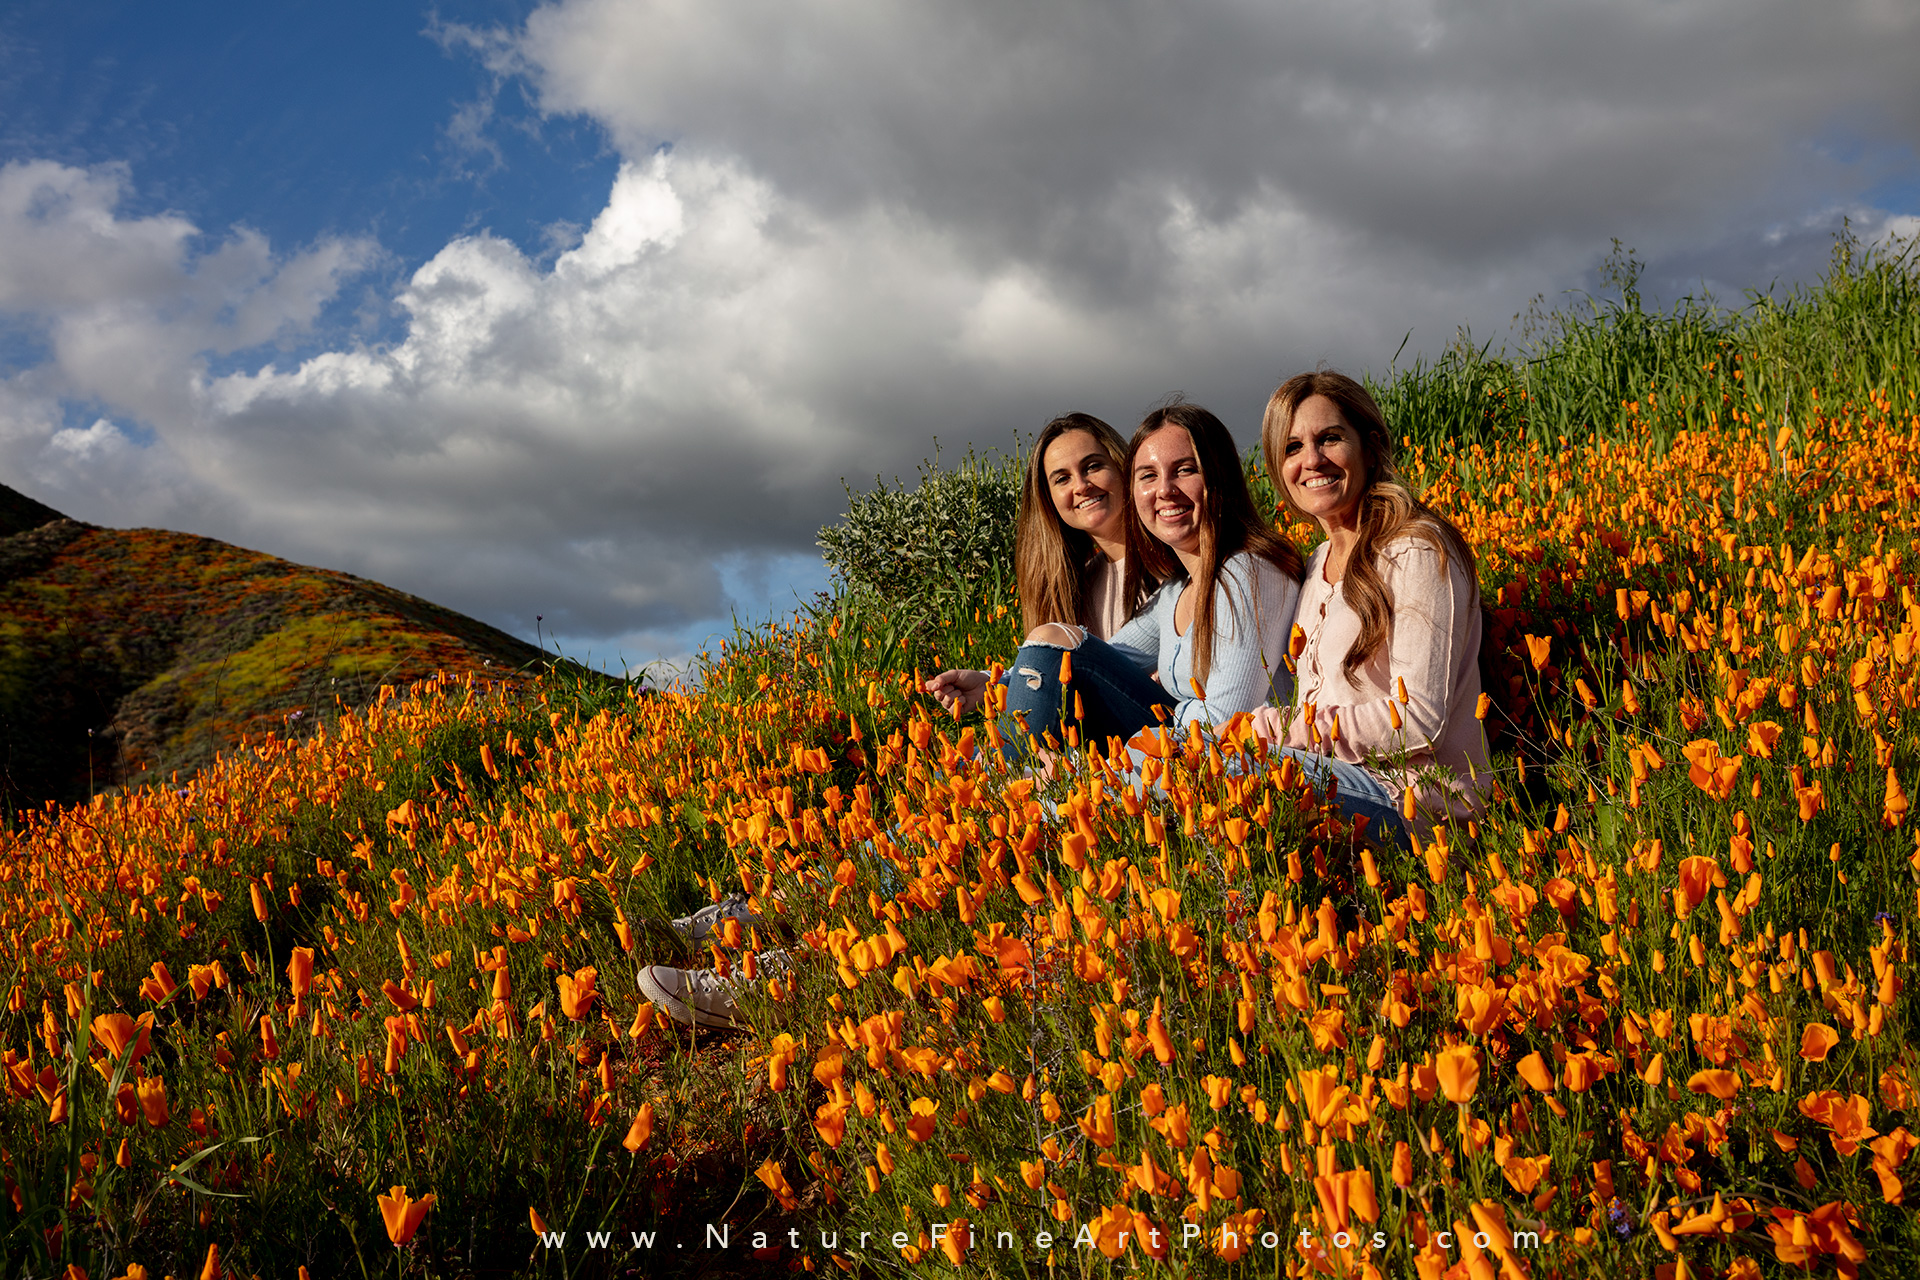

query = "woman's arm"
[[1170, 556, 1301, 730], [935, 587, 1164, 719], [1322, 540, 1473, 759], [924, 668, 992, 716], [1254, 697, 1318, 749]]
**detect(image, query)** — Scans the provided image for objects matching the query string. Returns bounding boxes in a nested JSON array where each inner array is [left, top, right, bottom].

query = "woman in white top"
[[965, 402, 1303, 760], [1016, 413, 1137, 639], [927, 414, 1138, 716], [1251, 371, 1490, 842]]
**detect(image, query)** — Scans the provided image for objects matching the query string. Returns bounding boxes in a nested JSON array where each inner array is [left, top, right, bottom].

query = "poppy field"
[[4, 241, 1920, 1278]]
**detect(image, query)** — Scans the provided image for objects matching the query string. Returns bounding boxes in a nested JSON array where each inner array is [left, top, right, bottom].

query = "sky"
[[1, 1, 1916, 676]]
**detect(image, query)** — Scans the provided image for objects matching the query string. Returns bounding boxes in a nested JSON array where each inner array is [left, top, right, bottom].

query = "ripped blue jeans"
[[998, 634, 1176, 764]]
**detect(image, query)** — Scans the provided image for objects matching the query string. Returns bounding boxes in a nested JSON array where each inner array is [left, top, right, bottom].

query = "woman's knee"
[[1008, 628, 1085, 695], [1022, 622, 1085, 650]]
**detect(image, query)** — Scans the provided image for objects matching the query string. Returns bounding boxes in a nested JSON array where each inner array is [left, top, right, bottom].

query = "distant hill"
[[0, 482, 64, 538], [0, 481, 552, 810]]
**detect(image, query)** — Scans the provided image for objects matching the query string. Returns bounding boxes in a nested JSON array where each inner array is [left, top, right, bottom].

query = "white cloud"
[[515, 0, 1917, 266], [0, 161, 199, 311], [1, 2, 1917, 662], [46, 417, 128, 461], [0, 159, 377, 525]]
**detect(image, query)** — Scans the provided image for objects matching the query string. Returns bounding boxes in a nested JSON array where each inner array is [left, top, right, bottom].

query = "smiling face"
[[1043, 429, 1125, 550], [1131, 425, 1207, 559], [1280, 394, 1369, 533]]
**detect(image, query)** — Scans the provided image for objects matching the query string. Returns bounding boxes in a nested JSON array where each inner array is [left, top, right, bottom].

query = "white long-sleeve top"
[[1284, 534, 1489, 819], [1109, 552, 1301, 733]]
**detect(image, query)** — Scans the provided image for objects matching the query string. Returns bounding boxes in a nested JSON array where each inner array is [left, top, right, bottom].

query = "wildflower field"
[[5, 240, 1920, 1279]]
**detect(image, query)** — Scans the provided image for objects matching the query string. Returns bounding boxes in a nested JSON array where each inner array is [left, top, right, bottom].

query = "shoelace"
[[681, 969, 739, 1005]]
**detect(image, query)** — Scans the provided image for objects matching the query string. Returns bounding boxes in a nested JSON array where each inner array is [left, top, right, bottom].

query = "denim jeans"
[[999, 634, 1176, 764], [1265, 746, 1411, 848], [998, 634, 1410, 850]]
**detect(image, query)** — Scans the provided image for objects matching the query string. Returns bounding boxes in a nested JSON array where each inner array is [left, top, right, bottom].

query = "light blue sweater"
[[1108, 552, 1301, 732]]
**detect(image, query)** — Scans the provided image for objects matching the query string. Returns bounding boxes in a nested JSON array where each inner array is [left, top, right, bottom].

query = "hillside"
[[0, 482, 64, 538], [0, 482, 548, 810], [1, 239, 1918, 1277]]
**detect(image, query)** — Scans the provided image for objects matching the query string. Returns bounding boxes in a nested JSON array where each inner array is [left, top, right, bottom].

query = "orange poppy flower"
[[1515, 1052, 1554, 1093], [622, 1103, 655, 1152], [91, 1013, 153, 1065], [905, 1097, 941, 1144], [285, 947, 314, 998], [1436, 1046, 1480, 1104], [1675, 855, 1723, 916], [136, 1076, 169, 1128], [1800, 1023, 1840, 1062], [378, 1185, 435, 1246], [756, 1158, 798, 1210], [556, 967, 598, 1021], [1688, 1070, 1741, 1100]]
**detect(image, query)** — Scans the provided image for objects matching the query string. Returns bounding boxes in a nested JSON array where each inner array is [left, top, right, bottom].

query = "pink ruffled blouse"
[[1283, 533, 1491, 824]]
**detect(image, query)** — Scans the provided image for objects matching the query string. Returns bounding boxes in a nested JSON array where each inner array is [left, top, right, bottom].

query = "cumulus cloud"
[[1, 1, 1916, 663], [0, 159, 375, 522], [518, 0, 1917, 275]]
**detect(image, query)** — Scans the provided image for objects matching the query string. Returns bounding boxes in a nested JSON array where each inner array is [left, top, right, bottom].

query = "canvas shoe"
[[640, 893, 767, 948], [636, 964, 745, 1031], [636, 951, 790, 1032], [672, 893, 765, 941]]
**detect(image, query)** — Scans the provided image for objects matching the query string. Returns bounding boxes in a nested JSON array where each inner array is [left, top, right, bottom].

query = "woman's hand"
[[925, 668, 991, 717], [1250, 704, 1289, 744]]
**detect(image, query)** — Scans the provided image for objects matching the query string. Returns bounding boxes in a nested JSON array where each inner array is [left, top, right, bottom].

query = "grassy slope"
[[0, 511, 549, 811]]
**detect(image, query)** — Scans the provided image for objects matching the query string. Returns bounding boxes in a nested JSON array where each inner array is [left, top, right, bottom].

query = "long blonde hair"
[[1124, 403, 1303, 686], [1015, 414, 1134, 634], [1261, 371, 1478, 686]]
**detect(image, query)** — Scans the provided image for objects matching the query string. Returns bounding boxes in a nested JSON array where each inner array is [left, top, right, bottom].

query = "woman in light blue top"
[[638, 405, 1301, 1033], [993, 402, 1303, 761]]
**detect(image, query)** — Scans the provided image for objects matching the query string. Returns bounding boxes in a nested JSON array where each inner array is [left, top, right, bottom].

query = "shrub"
[[817, 448, 1021, 631]]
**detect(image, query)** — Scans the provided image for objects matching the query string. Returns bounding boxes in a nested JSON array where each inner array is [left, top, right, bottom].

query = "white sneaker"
[[636, 964, 744, 1031], [663, 894, 765, 944], [636, 951, 791, 1032]]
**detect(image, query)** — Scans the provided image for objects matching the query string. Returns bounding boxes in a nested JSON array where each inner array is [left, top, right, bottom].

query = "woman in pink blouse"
[[1250, 370, 1490, 842]]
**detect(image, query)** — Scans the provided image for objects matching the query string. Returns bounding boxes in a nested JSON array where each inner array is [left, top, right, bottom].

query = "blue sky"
[[0, 2, 613, 346], [0, 1, 1915, 676], [0, 0, 831, 667]]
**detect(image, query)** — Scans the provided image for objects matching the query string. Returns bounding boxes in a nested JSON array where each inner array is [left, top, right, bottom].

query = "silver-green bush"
[[816, 448, 1021, 629]]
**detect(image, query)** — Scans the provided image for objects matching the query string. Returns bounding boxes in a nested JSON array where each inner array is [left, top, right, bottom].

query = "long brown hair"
[[1261, 370, 1479, 686], [1123, 403, 1303, 687], [1015, 414, 1133, 634]]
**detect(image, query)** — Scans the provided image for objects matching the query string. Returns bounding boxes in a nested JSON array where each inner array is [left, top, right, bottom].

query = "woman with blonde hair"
[[1251, 370, 1488, 841], [927, 412, 1138, 717]]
